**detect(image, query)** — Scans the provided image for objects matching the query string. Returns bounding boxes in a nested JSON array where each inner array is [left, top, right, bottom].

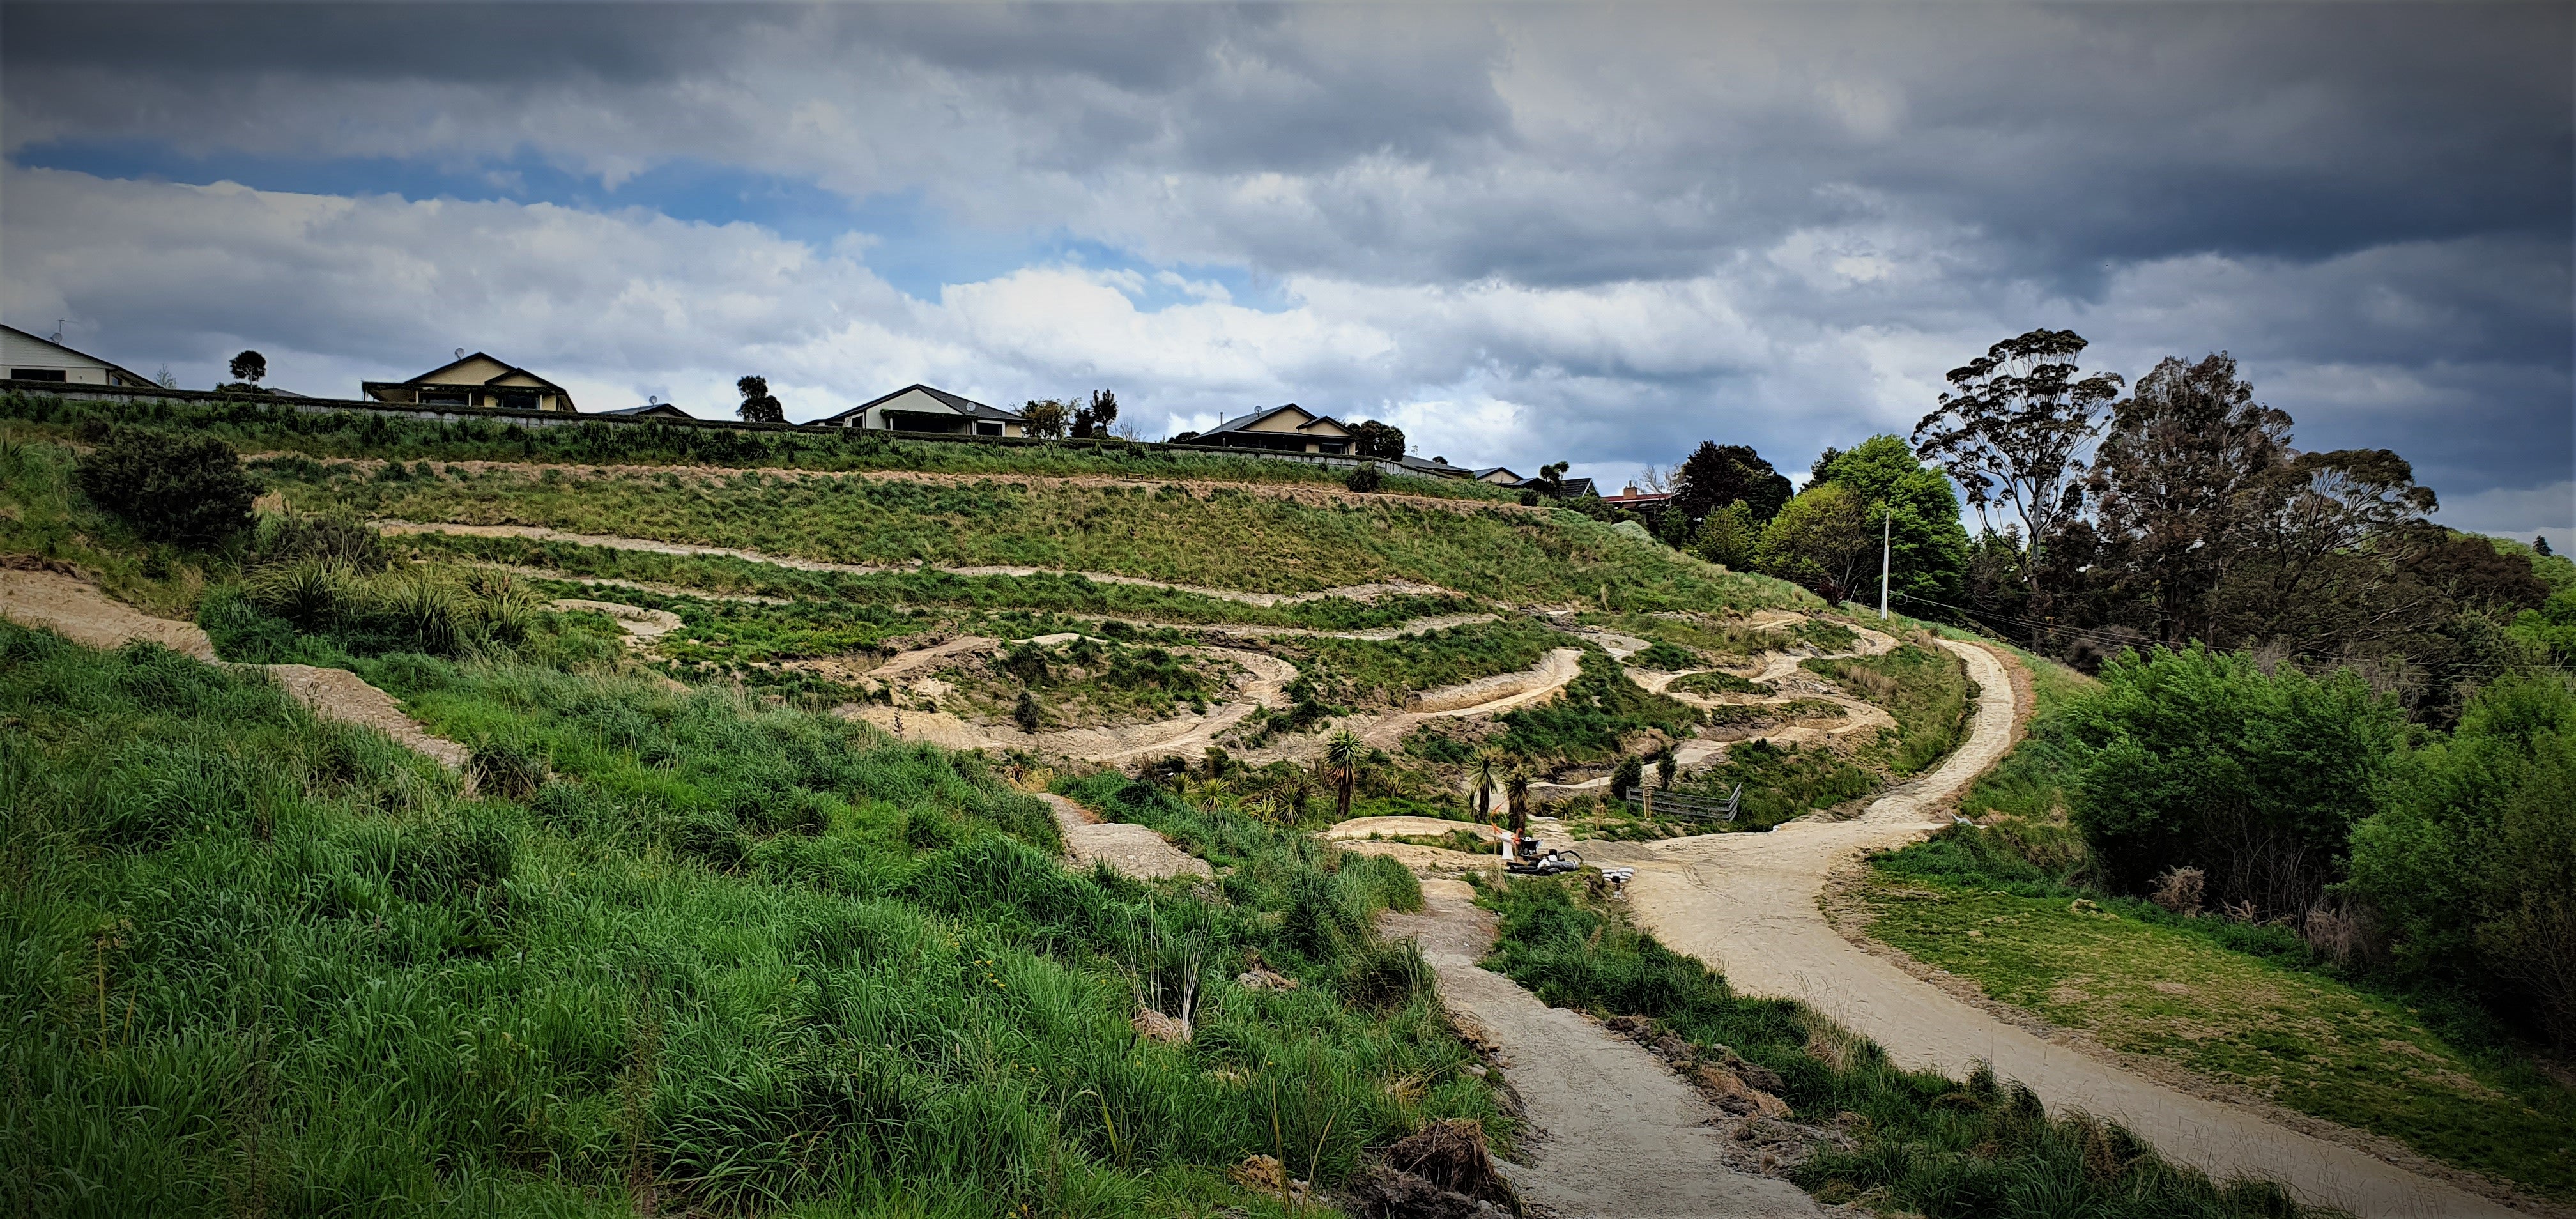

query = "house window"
[[976, 421, 1002, 436], [420, 389, 470, 406], [9, 369, 66, 381], [1317, 441, 1349, 455], [498, 390, 538, 411]]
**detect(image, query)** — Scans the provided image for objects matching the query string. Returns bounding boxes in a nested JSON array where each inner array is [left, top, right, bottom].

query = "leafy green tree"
[[1810, 435, 1970, 611], [2087, 353, 2292, 647], [1672, 441, 1791, 525], [2511, 589, 2576, 664], [1351, 420, 1407, 460], [1070, 389, 1119, 438], [1324, 728, 1363, 821], [1020, 399, 1070, 438], [1755, 482, 1875, 602], [1468, 749, 1505, 827], [733, 376, 784, 424], [1691, 501, 1760, 570], [2348, 674, 2576, 1045], [229, 350, 266, 385], [75, 427, 259, 544], [2066, 646, 2399, 916]]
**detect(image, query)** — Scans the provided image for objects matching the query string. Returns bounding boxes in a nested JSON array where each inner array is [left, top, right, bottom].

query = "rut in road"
[[1587, 638, 2526, 1219]]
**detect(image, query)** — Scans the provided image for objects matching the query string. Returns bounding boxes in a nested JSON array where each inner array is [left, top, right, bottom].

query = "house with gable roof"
[[813, 384, 1030, 436], [364, 351, 576, 412], [2, 325, 159, 388], [1186, 404, 1356, 455]]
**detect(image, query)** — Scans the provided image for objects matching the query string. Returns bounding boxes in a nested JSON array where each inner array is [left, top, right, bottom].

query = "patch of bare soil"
[[0, 567, 469, 770], [1038, 793, 1211, 881]]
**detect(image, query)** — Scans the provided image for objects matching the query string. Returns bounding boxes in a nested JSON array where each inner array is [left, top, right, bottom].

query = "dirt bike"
[[1503, 834, 1583, 876]]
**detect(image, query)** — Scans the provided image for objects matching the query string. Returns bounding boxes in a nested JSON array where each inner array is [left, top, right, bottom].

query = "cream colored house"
[[364, 352, 575, 412], [813, 384, 1029, 436], [1188, 404, 1356, 455], [2, 325, 158, 388]]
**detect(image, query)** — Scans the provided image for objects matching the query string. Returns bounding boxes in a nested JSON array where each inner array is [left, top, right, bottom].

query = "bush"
[[2067, 647, 2398, 916], [1345, 464, 1384, 494], [73, 426, 258, 544]]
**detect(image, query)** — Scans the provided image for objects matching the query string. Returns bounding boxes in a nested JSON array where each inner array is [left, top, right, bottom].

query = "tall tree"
[[1913, 328, 2124, 635], [228, 350, 266, 385], [1349, 420, 1407, 460], [734, 376, 784, 424], [2087, 353, 2294, 647], [1504, 767, 1533, 848], [2211, 448, 2439, 650], [1811, 435, 1972, 610], [1672, 441, 1793, 525], [1468, 749, 1505, 827]]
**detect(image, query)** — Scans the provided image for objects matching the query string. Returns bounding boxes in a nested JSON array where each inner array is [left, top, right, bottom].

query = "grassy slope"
[[1805, 640, 1972, 776], [1860, 874, 2576, 1200], [0, 624, 1505, 1216], [260, 456, 1804, 608]]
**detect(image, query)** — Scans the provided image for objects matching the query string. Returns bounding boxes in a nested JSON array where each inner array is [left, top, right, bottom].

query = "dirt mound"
[[1384, 1119, 1514, 1206]]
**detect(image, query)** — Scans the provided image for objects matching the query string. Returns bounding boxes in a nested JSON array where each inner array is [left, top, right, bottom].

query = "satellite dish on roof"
[[455, 348, 466, 359]]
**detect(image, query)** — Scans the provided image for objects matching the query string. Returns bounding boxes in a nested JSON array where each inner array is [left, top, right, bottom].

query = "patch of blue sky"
[[13, 138, 1293, 312]]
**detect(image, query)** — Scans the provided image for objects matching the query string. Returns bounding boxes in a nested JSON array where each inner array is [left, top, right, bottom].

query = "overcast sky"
[[3, 2, 2568, 547]]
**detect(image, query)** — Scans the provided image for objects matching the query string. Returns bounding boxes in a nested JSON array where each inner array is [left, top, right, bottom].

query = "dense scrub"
[[254, 453, 1802, 608], [1479, 877, 2320, 1219], [0, 624, 1505, 1215]]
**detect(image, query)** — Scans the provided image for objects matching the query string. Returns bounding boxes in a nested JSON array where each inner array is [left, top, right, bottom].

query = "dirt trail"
[[1039, 793, 1212, 880], [838, 639, 1294, 762], [376, 520, 1465, 606], [0, 568, 469, 769], [1381, 879, 1823, 1218], [1586, 641, 2521, 1219], [1354, 647, 1586, 751]]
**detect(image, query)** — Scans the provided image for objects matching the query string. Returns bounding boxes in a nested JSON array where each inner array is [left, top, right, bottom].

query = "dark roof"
[[401, 351, 568, 394], [1472, 466, 1523, 482], [1558, 477, 1598, 498], [817, 383, 1025, 425], [1395, 454, 1475, 479], [1202, 402, 1349, 438], [597, 402, 693, 419]]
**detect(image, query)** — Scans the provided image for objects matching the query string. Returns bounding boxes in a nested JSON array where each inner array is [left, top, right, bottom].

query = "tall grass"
[[1807, 641, 1971, 776], [0, 622, 1505, 1215], [1478, 877, 2323, 1219]]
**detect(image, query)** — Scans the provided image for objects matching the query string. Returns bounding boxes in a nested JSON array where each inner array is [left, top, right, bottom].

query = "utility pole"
[[1878, 504, 1891, 620]]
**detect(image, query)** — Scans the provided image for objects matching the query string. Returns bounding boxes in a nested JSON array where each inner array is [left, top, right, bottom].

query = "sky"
[[3, 2, 2569, 549]]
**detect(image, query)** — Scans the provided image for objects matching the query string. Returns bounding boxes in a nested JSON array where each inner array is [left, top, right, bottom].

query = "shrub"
[[1345, 464, 1384, 494], [73, 426, 259, 543]]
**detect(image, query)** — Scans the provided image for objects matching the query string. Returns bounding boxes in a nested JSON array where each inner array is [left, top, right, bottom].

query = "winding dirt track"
[[1584, 641, 2520, 1219], [1040, 793, 1211, 881]]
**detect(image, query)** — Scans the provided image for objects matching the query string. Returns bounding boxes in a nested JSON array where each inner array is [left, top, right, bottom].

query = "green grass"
[[402, 530, 1485, 633], [1497, 651, 1701, 762], [1568, 611, 1772, 659], [1671, 739, 1879, 830], [1273, 617, 1565, 709], [1856, 871, 2576, 1200], [2, 389, 1512, 502], [930, 638, 1227, 728], [0, 622, 1509, 1216], [0, 435, 215, 618], [1478, 875, 2326, 1219], [1807, 640, 1972, 775], [1669, 669, 1775, 696], [258, 455, 1808, 609]]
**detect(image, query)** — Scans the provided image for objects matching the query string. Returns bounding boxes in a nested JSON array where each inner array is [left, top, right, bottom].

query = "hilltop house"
[[364, 352, 576, 412], [2, 325, 158, 388], [814, 385, 1029, 436], [1187, 404, 1356, 455], [1395, 454, 1528, 486]]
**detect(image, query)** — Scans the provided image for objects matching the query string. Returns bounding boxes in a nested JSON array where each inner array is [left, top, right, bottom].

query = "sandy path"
[[1039, 793, 1212, 880], [1381, 879, 1823, 1218], [1355, 647, 1586, 750], [376, 520, 1465, 606], [1590, 641, 2520, 1219], [0, 568, 469, 769], [839, 641, 1296, 762]]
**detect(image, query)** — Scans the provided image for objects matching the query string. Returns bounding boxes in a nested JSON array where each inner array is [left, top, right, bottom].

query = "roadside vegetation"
[[1857, 640, 2576, 1201], [1480, 875, 2324, 1219]]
